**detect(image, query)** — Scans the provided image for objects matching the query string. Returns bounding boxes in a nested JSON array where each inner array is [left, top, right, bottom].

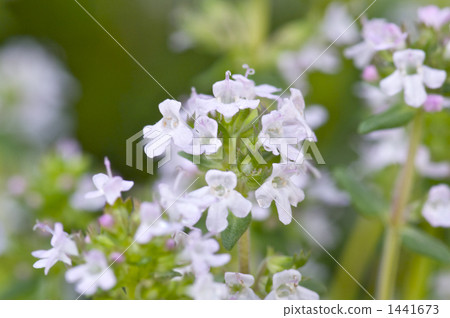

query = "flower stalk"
[[377, 110, 424, 300], [238, 229, 250, 274]]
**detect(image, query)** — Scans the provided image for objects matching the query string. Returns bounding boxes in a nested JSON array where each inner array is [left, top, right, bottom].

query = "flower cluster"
[[345, 7, 448, 109], [31, 66, 321, 300]]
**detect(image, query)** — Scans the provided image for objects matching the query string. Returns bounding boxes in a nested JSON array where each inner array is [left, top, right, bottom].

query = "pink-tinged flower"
[[211, 71, 260, 119], [232, 64, 280, 100], [265, 269, 319, 300], [255, 164, 305, 225], [177, 229, 230, 276], [189, 170, 252, 233], [143, 99, 193, 158], [422, 184, 450, 228], [98, 214, 114, 229], [362, 65, 380, 82], [134, 202, 181, 244], [7, 175, 27, 196], [380, 49, 447, 107], [345, 19, 407, 68], [418, 5, 450, 30], [32, 222, 78, 275], [423, 95, 446, 112], [85, 157, 134, 206], [109, 252, 124, 263], [65, 250, 116, 296], [188, 273, 227, 300], [225, 272, 259, 300]]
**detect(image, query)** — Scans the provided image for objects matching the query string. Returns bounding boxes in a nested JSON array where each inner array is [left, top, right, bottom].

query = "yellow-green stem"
[[376, 110, 424, 300], [329, 217, 383, 299], [239, 229, 250, 274]]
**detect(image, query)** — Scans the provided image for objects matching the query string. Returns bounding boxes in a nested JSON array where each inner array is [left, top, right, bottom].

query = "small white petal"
[[227, 191, 252, 218], [422, 66, 447, 89], [206, 201, 229, 233], [380, 70, 403, 96], [403, 74, 427, 107]]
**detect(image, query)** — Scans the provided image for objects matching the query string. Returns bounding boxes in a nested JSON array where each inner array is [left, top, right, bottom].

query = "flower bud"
[[362, 65, 379, 82], [165, 238, 176, 250], [98, 214, 114, 229], [110, 252, 124, 263], [424, 94, 444, 112]]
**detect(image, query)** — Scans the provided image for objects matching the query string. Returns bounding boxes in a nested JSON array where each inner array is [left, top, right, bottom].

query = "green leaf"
[[333, 168, 388, 219], [402, 227, 450, 263], [221, 213, 252, 250], [358, 104, 417, 134]]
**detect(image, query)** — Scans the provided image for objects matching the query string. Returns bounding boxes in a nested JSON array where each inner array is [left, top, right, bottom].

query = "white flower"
[[361, 129, 450, 178], [158, 148, 199, 192], [304, 105, 329, 130], [418, 5, 450, 30], [189, 170, 252, 233], [134, 202, 181, 244], [255, 164, 305, 225], [415, 147, 450, 179], [321, 3, 359, 45], [184, 87, 215, 118], [433, 272, 450, 299], [143, 99, 193, 158], [159, 183, 205, 228], [308, 172, 350, 206], [85, 157, 134, 206], [187, 115, 222, 155], [32, 222, 78, 275], [0, 39, 76, 145], [65, 250, 116, 296], [278, 43, 341, 90], [188, 273, 227, 300], [232, 64, 280, 100], [258, 89, 316, 162], [278, 88, 317, 142], [225, 272, 259, 300], [422, 184, 450, 228], [178, 229, 230, 276], [345, 19, 407, 68], [248, 191, 270, 221], [71, 176, 106, 211], [355, 82, 399, 114], [380, 49, 447, 107], [265, 269, 319, 300], [211, 71, 260, 119]]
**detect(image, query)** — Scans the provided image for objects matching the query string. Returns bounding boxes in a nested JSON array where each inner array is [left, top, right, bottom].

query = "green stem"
[[239, 229, 250, 274], [376, 110, 424, 300], [403, 254, 432, 299], [253, 258, 267, 294], [329, 217, 383, 300]]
